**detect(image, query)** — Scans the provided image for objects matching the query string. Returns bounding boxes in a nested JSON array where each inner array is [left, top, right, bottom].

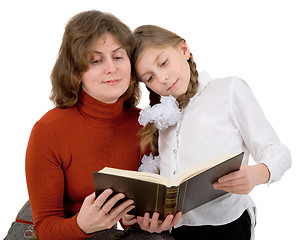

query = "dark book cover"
[[93, 152, 243, 219]]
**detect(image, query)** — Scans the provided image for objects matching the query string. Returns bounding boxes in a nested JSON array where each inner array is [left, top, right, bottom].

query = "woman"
[[25, 10, 142, 239]]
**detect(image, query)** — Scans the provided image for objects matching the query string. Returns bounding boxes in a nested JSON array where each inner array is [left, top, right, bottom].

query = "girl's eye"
[[146, 74, 154, 83], [160, 59, 168, 67]]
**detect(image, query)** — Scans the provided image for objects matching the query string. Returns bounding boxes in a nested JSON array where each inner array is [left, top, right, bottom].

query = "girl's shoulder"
[[198, 71, 247, 91], [209, 75, 250, 96], [213, 75, 247, 88]]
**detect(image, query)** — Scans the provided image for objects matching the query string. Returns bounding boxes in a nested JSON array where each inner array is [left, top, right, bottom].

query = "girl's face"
[[81, 33, 131, 104], [136, 41, 191, 98]]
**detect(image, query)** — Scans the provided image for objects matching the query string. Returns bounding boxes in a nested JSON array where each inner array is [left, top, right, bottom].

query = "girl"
[[132, 25, 292, 239]]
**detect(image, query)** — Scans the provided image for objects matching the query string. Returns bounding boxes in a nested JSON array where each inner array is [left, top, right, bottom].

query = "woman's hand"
[[137, 211, 182, 233], [77, 189, 135, 234], [121, 214, 137, 227], [213, 163, 270, 194]]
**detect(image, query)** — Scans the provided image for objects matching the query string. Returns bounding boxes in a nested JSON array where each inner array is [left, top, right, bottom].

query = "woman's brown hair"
[[50, 10, 140, 108], [132, 25, 199, 156]]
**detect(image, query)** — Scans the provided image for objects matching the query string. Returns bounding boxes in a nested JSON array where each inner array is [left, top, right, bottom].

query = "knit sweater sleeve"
[[25, 121, 88, 240]]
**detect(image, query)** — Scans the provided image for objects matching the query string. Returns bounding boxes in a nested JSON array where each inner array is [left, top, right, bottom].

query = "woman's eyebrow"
[[94, 47, 123, 54]]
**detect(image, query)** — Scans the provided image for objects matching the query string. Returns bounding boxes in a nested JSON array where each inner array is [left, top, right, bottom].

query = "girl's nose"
[[159, 75, 169, 83]]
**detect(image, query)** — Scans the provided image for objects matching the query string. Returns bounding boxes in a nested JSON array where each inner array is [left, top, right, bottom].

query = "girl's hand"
[[213, 163, 270, 195], [137, 211, 182, 233], [77, 190, 135, 234]]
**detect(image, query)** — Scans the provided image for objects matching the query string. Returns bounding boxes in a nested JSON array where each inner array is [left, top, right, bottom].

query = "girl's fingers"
[[136, 211, 181, 233], [217, 169, 242, 183], [161, 214, 174, 230], [149, 212, 160, 229], [171, 212, 182, 226], [137, 212, 150, 230]]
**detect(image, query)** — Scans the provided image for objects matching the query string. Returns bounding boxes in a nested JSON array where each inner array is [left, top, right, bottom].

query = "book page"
[[99, 167, 172, 186], [172, 153, 237, 185]]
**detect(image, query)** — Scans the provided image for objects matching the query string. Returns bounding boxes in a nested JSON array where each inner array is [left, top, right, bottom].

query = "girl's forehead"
[[137, 46, 170, 63]]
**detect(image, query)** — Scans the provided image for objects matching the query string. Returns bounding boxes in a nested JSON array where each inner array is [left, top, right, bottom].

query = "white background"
[[0, 0, 295, 239]]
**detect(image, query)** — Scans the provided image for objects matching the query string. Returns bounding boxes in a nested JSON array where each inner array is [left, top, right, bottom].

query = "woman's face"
[[135, 41, 191, 98], [81, 33, 131, 104]]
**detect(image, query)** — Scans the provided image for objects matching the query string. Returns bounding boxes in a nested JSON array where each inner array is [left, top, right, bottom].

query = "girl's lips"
[[103, 79, 121, 86], [168, 79, 178, 91]]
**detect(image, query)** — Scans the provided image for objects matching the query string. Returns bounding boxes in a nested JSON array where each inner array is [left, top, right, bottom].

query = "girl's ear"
[[179, 40, 191, 60]]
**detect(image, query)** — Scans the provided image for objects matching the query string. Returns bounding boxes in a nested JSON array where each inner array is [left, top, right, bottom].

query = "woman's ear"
[[179, 40, 191, 60]]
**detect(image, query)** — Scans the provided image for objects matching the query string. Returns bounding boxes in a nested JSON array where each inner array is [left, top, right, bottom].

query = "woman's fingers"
[[92, 189, 114, 210], [77, 190, 135, 234], [109, 198, 134, 219], [122, 214, 137, 226], [93, 189, 136, 222]]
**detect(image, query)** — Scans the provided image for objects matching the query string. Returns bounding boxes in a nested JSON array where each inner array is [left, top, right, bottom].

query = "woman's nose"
[[104, 59, 116, 74]]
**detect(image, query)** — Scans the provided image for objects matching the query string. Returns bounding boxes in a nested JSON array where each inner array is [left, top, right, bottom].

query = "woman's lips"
[[103, 79, 121, 86]]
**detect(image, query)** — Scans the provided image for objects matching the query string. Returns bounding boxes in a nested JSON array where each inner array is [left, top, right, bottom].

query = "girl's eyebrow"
[[139, 51, 165, 78], [155, 51, 165, 63], [94, 47, 123, 54]]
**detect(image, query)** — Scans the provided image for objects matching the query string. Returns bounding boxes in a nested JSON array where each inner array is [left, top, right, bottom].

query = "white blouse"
[[158, 71, 292, 227]]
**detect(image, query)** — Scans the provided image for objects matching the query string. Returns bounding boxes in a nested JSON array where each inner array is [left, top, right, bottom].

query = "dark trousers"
[[171, 210, 251, 240]]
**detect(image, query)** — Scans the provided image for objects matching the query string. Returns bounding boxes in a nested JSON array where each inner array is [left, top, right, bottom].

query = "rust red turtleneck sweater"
[[25, 90, 142, 239]]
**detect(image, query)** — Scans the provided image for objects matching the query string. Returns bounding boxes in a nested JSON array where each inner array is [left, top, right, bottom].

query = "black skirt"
[[171, 210, 251, 240]]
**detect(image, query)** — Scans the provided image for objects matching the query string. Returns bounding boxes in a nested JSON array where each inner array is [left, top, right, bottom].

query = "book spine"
[[164, 187, 179, 217]]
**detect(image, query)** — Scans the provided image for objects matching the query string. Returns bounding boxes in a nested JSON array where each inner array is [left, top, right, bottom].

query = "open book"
[[93, 152, 243, 219]]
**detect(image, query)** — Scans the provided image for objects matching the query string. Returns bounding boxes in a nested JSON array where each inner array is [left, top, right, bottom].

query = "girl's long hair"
[[133, 25, 199, 156], [50, 10, 140, 109]]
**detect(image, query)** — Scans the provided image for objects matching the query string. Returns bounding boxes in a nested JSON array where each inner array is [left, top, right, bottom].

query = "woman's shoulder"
[[123, 106, 141, 122], [38, 106, 76, 124], [124, 106, 141, 115], [30, 107, 77, 135]]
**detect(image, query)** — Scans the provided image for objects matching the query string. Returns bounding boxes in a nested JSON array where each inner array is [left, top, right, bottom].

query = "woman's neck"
[[76, 89, 125, 128]]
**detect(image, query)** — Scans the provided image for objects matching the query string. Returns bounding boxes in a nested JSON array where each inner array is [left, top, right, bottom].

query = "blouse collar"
[[76, 89, 125, 128], [197, 71, 212, 94], [189, 71, 212, 103]]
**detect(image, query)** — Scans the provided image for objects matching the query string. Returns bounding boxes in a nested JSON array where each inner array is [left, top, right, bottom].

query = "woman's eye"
[[92, 59, 102, 64], [114, 52, 125, 60]]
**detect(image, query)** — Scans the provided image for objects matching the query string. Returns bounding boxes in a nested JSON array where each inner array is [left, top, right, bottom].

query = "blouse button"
[[173, 149, 177, 154]]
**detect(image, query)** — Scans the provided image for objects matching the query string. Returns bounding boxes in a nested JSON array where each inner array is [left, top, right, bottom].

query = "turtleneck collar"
[[76, 89, 125, 128]]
